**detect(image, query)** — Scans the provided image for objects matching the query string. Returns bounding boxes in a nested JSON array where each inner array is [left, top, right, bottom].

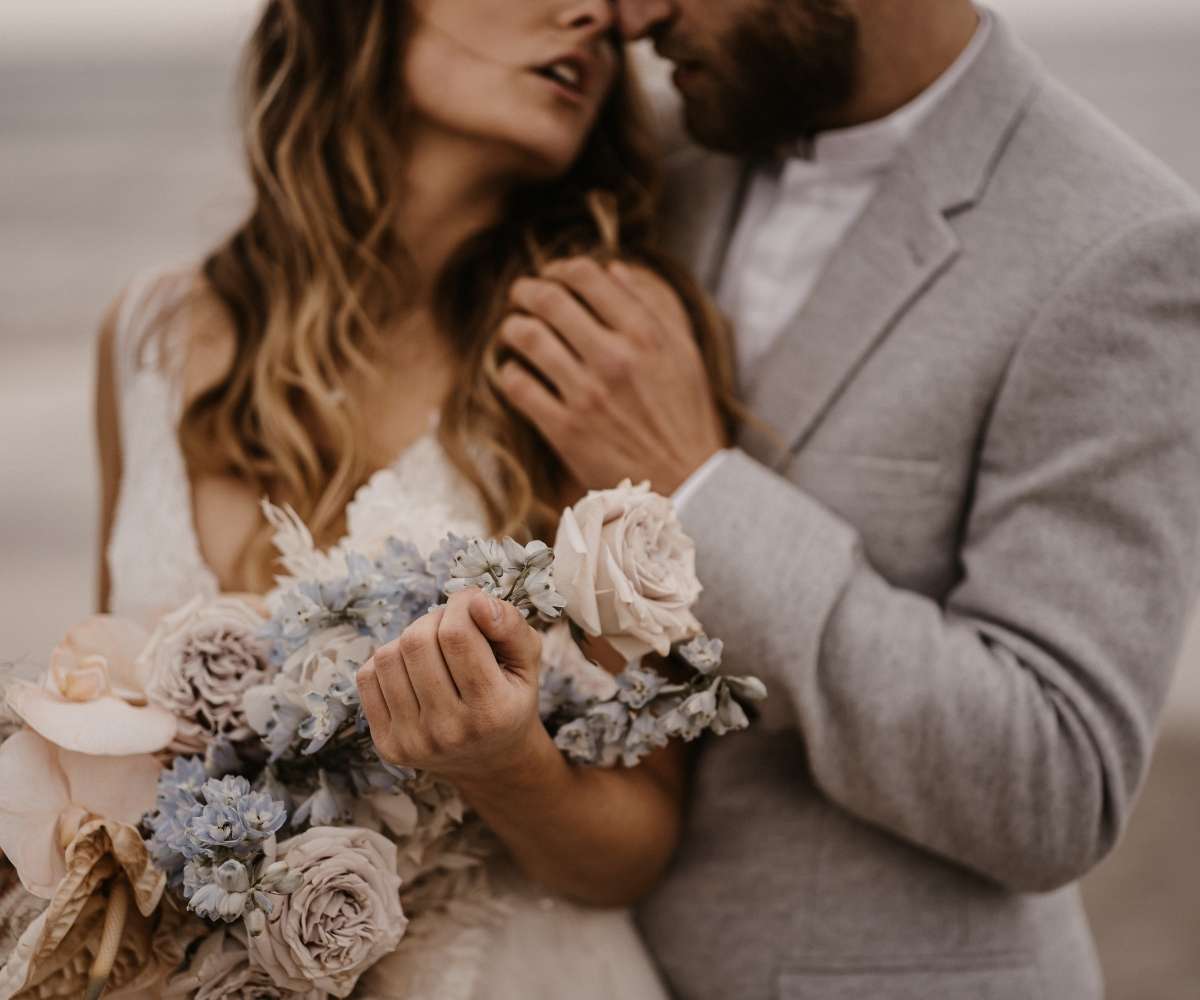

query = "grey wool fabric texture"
[[636, 14, 1200, 1000]]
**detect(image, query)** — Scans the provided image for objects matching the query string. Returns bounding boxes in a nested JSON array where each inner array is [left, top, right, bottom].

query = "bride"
[[95, 1, 737, 997]]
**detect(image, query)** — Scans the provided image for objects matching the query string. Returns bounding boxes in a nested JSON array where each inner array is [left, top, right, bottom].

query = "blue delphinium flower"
[[190, 801, 249, 854], [677, 635, 725, 676], [662, 683, 720, 742], [427, 534, 468, 594], [202, 775, 254, 807], [263, 692, 308, 761], [616, 664, 666, 710], [587, 702, 631, 746], [262, 539, 444, 664], [622, 706, 674, 767], [298, 689, 354, 755], [554, 718, 599, 764], [204, 740, 242, 781], [525, 566, 568, 620], [148, 766, 303, 936], [445, 536, 568, 620], [147, 757, 209, 882], [237, 789, 288, 842], [157, 756, 207, 809], [292, 770, 353, 828], [181, 859, 215, 902]]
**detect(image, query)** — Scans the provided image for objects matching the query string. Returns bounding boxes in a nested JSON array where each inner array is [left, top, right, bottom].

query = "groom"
[[498, 1, 1200, 997]]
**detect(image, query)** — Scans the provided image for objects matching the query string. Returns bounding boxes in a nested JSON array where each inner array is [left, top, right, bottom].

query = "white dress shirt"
[[677, 11, 992, 507]]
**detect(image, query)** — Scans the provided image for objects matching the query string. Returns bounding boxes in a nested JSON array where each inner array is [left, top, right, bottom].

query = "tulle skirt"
[[358, 858, 670, 1000]]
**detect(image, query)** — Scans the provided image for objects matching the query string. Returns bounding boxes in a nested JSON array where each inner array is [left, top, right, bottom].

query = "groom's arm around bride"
[[503, 2, 1200, 998]]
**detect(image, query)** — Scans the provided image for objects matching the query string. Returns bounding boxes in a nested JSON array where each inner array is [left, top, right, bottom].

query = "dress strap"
[[105, 267, 220, 623], [111, 268, 191, 403]]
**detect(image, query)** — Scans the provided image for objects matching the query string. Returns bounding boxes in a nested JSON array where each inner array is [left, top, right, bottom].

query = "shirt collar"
[[789, 8, 993, 173]]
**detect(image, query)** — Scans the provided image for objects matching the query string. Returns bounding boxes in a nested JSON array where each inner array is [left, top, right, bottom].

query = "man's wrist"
[[672, 448, 734, 511]]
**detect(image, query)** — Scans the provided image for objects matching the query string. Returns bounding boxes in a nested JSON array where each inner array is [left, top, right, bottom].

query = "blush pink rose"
[[553, 480, 703, 661], [249, 826, 407, 998]]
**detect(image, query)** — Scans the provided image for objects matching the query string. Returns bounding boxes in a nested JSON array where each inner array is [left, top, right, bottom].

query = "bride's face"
[[405, 0, 620, 178]]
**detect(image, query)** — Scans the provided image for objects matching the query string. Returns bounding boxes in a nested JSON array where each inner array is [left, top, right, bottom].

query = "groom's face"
[[621, 0, 860, 155]]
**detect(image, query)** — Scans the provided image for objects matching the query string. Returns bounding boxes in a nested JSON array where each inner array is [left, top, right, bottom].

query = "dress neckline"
[[179, 423, 442, 597]]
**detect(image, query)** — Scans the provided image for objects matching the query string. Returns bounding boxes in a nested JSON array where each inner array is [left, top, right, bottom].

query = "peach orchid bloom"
[[5, 614, 176, 755], [0, 728, 161, 899]]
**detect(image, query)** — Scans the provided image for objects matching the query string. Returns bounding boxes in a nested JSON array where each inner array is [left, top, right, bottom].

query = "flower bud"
[[215, 859, 251, 893], [244, 907, 267, 937], [218, 890, 248, 921]]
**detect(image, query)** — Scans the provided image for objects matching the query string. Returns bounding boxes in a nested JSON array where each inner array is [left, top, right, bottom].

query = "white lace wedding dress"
[[106, 271, 670, 1000]]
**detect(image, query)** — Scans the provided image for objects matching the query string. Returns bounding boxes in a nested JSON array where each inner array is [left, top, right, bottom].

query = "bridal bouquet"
[[0, 481, 765, 999]]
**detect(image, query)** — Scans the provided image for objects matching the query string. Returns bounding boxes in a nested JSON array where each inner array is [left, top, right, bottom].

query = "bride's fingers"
[[437, 591, 503, 704], [356, 659, 393, 741], [397, 609, 463, 713], [370, 642, 419, 721], [499, 314, 588, 399]]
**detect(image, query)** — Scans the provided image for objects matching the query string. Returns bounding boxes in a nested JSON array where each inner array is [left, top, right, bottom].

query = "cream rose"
[[553, 480, 703, 661], [141, 596, 272, 753], [248, 826, 407, 998]]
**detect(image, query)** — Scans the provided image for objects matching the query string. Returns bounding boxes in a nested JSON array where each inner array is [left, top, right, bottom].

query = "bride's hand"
[[498, 258, 727, 495], [356, 590, 548, 783]]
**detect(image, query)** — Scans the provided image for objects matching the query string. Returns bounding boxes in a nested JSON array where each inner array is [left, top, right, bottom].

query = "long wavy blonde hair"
[[176, 0, 739, 591]]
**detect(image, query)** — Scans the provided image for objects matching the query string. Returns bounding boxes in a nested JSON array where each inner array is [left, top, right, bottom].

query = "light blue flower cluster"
[[146, 762, 300, 936], [546, 634, 768, 768], [262, 536, 466, 666], [445, 538, 567, 621]]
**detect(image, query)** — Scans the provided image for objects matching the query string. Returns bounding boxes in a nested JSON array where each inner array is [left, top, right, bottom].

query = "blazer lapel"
[[737, 14, 1043, 468], [740, 158, 959, 466]]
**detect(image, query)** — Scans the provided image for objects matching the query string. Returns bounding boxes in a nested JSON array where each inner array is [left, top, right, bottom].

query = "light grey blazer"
[[637, 15, 1200, 1000]]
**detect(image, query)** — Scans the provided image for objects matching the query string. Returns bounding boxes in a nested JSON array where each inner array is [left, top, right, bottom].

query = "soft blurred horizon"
[[1, 3, 1198, 998], [0, 0, 1197, 53]]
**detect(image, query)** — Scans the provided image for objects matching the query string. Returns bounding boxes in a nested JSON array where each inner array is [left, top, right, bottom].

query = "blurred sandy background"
[[1, 2, 1197, 996]]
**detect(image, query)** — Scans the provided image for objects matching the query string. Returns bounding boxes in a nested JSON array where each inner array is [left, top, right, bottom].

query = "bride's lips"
[[530, 47, 603, 105]]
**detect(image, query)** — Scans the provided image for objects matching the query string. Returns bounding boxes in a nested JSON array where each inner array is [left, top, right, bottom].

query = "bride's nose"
[[557, 0, 616, 36]]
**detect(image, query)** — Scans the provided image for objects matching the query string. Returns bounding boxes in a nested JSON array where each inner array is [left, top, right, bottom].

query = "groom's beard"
[[667, 0, 859, 157]]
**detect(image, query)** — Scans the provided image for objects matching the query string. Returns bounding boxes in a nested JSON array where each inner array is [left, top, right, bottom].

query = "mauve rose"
[[553, 480, 703, 661], [163, 926, 326, 1000], [248, 826, 406, 998], [140, 596, 272, 753]]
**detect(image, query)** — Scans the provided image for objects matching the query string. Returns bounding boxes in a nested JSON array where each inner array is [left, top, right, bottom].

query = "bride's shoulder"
[[98, 267, 236, 406]]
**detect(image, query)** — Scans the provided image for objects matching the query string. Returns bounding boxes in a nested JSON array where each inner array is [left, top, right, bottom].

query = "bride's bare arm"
[[458, 726, 686, 909], [95, 298, 124, 613], [358, 590, 687, 908]]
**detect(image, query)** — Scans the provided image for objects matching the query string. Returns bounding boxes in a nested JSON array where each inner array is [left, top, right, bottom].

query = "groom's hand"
[[498, 258, 726, 495], [357, 590, 548, 783]]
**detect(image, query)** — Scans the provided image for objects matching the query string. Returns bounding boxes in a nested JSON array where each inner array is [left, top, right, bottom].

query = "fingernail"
[[488, 596, 504, 626]]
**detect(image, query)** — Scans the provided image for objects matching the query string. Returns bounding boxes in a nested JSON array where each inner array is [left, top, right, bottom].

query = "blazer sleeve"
[[679, 212, 1200, 892]]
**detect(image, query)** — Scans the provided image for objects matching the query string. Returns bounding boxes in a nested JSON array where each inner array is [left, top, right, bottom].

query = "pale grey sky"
[[0, 0, 1195, 54]]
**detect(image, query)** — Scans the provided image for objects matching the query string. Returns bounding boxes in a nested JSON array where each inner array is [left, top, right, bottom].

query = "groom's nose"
[[613, 0, 674, 41]]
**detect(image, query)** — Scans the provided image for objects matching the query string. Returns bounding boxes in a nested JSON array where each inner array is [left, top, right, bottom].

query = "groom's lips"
[[656, 41, 706, 88]]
